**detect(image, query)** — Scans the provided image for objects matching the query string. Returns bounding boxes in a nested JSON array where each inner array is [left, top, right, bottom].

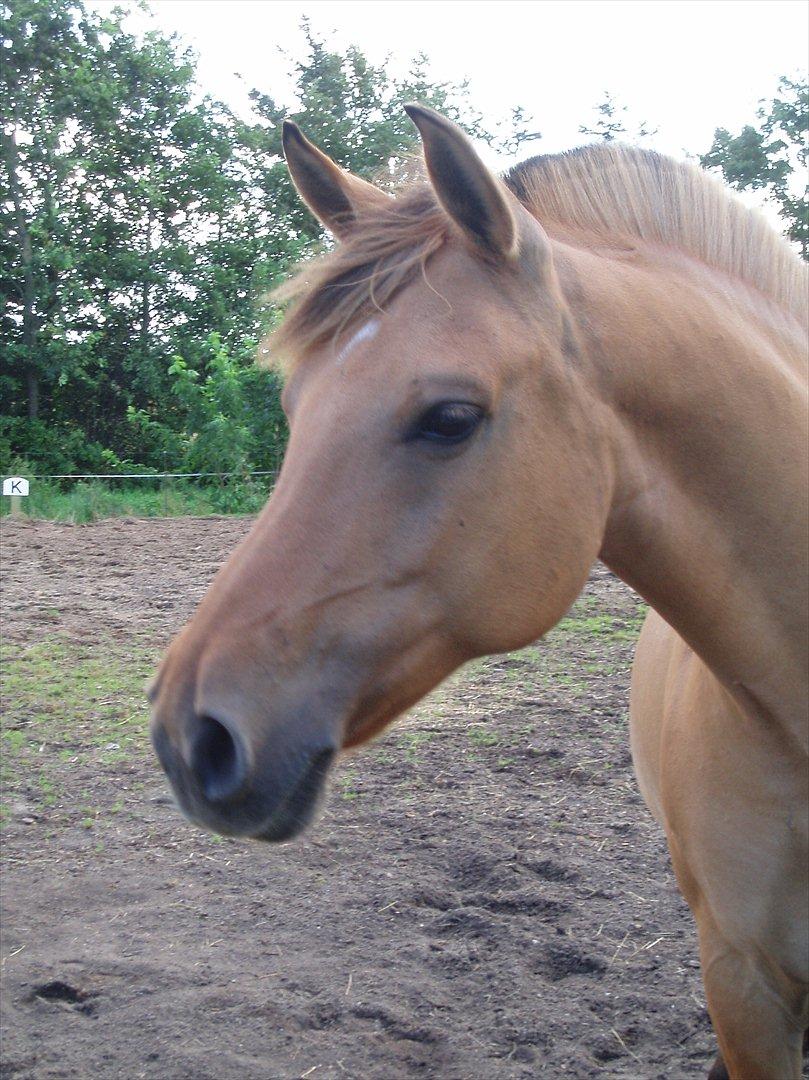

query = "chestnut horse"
[[150, 105, 808, 1078]]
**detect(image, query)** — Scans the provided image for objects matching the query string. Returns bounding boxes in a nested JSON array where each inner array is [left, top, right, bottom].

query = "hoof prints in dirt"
[[540, 942, 607, 981], [427, 907, 501, 940], [1, 523, 720, 1079], [30, 980, 97, 1017], [465, 890, 568, 917], [351, 1005, 439, 1045], [520, 857, 580, 883]]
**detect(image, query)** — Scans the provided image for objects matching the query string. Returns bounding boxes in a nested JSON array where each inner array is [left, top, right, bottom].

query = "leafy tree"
[[2, 3, 529, 480], [700, 76, 808, 258], [1, 0, 230, 447], [164, 333, 285, 475], [3, 2, 804, 497], [243, 21, 538, 246], [1, 0, 89, 420], [579, 91, 658, 143]]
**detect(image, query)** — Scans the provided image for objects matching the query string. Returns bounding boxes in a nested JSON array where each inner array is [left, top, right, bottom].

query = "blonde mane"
[[266, 144, 808, 372], [507, 144, 808, 321]]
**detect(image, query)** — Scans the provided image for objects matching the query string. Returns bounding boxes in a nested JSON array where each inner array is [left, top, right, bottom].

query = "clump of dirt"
[[1, 517, 723, 1079]]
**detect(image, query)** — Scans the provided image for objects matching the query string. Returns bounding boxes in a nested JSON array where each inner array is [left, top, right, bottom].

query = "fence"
[[2, 469, 280, 520], [24, 471, 278, 480]]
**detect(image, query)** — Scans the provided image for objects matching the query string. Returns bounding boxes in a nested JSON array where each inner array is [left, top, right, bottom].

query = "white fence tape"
[[22, 471, 278, 480]]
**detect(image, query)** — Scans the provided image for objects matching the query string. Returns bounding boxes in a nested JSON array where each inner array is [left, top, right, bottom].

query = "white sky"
[[94, 0, 807, 169]]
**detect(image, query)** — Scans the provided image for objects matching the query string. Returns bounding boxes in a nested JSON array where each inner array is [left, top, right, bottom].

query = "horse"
[[149, 104, 808, 1078]]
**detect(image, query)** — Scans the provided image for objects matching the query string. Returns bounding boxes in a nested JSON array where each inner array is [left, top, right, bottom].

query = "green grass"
[[334, 766, 362, 800], [498, 601, 648, 693], [0, 469, 271, 522], [554, 608, 648, 642], [1, 638, 158, 820], [1, 477, 212, 522], [468, 727, 500, 748], [0, 571, 649, 829], [395, 729, 442, 761]]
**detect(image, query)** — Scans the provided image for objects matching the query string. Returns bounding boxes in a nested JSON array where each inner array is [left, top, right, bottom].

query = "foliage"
[[2, 2, 804, 513], [1, 1, 530, 486], [0, 417, 126, 475], [244, 21, 539, 240], [579, 91, 658, 143], [700, 76, 808, 258], [0, 458, 270, 521], [0, 636, 157, 819]]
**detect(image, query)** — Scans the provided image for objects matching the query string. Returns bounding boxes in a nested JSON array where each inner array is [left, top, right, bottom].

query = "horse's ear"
[[282, 121, 390, 238], [404, 104, 517, 261]]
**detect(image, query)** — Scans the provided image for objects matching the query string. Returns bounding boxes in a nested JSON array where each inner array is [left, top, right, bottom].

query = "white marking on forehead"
[[335, 318, 380, 366]]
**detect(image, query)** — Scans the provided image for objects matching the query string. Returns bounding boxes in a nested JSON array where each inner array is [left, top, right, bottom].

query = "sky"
[[98, 0, 806, 168]]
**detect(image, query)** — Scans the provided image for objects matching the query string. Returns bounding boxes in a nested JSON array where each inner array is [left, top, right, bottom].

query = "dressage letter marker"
[[3, 476, 29, 517]]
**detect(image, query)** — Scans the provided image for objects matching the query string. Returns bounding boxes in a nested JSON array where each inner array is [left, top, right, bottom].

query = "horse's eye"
[[411, 402, 484, 444]]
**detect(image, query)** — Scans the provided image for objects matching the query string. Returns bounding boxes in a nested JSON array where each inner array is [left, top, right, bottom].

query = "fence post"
[[3, 477, 30, 516]]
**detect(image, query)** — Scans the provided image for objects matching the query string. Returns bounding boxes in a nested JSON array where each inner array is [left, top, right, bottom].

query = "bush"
[[207, 476, 271, 515], [0, 418, 139, 477], [0, 473, 227, 522]]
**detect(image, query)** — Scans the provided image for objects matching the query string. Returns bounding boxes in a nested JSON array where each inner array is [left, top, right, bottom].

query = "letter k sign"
[[3, 477, 30, 497]]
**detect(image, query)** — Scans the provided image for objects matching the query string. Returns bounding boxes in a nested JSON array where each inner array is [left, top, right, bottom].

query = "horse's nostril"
[[189, 715, 247, 803]]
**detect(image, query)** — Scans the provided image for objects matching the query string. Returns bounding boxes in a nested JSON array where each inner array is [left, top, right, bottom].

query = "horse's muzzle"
[[151, 712, 337, 842]]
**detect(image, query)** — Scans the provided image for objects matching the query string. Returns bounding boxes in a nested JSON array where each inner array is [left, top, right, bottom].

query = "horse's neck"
[[560, 240, 808, 733]]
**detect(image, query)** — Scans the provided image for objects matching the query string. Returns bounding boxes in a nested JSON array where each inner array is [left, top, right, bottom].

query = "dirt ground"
[[1, 516, 724, 1079]]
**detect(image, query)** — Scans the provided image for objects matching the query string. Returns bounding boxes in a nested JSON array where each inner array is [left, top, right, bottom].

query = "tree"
[[1, 4, 532, 476], [1, 0, 90, 420], [579, 91, 657, 143], [700, 76, 808, 259], [1, 0, 236, 451], [243, 22, 539, 247]]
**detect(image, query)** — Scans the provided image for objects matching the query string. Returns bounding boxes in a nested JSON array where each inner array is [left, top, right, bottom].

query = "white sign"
[[3, 477, 29, 497]]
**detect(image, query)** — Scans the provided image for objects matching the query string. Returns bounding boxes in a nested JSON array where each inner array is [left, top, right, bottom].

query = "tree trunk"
[[26, 367, 39, 420], [2, 130, 40, 419], [141, 206, 153, 350]]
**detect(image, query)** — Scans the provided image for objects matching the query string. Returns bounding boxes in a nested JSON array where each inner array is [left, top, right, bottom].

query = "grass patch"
[[0, 473, 271, 522], [468, 727, 500, 748], [334, 767, 362, 800], [1, 637, 159, 818], [553, 607, 647, 643], [396, 729, 442, 761], [495, 598, 649, 693]]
